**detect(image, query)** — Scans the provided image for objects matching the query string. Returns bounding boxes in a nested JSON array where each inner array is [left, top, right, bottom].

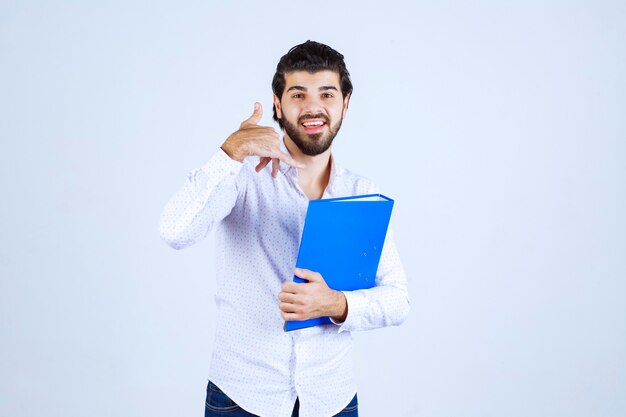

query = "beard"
[[282, 113, 343, 156]]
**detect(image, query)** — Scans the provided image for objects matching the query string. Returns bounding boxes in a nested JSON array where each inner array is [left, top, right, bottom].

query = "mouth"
[[300, 118, 327, 134]]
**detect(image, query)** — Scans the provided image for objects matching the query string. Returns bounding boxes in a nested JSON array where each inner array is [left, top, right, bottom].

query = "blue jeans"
[[204, 380, 358, 417]]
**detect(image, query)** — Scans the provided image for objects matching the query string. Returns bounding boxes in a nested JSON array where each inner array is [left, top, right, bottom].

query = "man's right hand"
[[220, 102, 305, 178]]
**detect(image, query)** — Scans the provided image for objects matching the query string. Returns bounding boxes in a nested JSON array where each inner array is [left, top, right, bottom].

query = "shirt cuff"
[[329, 290, 369, 333]]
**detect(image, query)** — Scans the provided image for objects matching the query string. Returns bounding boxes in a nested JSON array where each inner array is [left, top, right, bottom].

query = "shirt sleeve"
[[158, 148, 244, 250], [329, 225, 411, 332]]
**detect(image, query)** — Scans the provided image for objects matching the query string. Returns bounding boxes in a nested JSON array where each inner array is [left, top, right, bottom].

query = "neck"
[[283, 135, 332, 197]]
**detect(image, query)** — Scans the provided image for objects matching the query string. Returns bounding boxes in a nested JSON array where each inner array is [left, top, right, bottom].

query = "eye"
[[323, 93, 334, 98], [292, 93, 304, 99]]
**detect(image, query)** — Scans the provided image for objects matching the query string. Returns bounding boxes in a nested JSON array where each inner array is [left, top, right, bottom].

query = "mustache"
[[298, 114, 329, 124]]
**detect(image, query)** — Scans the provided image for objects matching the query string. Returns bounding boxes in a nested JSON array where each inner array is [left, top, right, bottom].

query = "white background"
[[1, 1, 625, 416]]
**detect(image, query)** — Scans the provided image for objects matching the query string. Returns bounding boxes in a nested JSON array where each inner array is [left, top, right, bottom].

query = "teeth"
[[302, 121, 324, 126]]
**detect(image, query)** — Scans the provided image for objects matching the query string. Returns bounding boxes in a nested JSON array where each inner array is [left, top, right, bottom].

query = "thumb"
[[294, 268, 323, 282], [241, 102, 263, 126]]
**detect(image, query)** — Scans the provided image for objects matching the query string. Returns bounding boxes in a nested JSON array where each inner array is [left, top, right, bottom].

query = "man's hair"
[[272, 40, 353, 129]]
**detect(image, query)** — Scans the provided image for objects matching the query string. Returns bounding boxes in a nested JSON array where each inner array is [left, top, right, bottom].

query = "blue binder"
[[283, 193, 394, 332]]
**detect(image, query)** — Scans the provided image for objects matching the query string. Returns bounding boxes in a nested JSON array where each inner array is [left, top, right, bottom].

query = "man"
[[158, 40, 410, 417]]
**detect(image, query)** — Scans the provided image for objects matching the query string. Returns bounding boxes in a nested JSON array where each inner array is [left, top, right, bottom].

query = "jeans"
[[204, 380, 358, 417]]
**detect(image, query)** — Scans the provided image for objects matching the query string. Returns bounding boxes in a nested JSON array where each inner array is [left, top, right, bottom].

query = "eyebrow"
[[286, 85, 339, 93]]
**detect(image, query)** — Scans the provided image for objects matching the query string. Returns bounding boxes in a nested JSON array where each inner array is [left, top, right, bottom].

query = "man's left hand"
[[278, 268, 348, 323]]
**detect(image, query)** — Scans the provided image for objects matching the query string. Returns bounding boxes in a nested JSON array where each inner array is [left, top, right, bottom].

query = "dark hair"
[[272, 40, 353, 129]]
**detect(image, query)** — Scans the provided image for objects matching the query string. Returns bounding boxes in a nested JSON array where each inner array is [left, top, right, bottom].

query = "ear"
[[273, 94, 282, 119], [342, 93, 351, 119]]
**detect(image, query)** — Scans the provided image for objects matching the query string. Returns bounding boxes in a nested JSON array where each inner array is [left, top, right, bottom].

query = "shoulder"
[[335, 166, 382, 196]]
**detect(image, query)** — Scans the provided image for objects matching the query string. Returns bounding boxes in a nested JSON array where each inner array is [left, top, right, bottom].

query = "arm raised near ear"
[[158, 147, 244, 250]]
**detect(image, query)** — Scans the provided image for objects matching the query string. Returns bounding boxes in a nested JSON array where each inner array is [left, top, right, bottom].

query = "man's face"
[[273, 70, 350, 156]]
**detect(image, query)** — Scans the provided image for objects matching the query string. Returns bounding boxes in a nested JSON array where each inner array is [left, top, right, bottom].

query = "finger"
[[271, 158, 279, 178], [241, 102, 263, 127], [281, 311, 301, 321], [279, 301, 299, 313], [255, 157, 271, 172], [279, 291, 298, 304], [282, 281, 300, 293], [294, 268, 323, 282], [274, 152, 306, 169]]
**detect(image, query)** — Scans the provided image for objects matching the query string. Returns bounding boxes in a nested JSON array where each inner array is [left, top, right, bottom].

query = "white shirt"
[[158, 141, 410, 417]]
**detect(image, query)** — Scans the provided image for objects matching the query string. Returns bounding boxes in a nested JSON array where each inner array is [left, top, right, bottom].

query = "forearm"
[[158, 148, 243, 250], [330, 226, 410, 332], [333, 284, 410, 331]]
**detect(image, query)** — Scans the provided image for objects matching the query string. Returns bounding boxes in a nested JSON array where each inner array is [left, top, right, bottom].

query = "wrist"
[[220, 139, 246, 162], [330, 290, 348, 323]]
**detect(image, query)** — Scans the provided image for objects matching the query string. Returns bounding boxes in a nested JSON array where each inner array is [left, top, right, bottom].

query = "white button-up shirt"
[[158, 141, 410, 417]]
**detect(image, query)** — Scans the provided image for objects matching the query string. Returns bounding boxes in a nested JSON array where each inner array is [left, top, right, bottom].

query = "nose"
[[301, 95, 325, 116]]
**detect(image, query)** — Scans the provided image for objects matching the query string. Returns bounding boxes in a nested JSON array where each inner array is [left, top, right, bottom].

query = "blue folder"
[[283, 193, 394, 332]]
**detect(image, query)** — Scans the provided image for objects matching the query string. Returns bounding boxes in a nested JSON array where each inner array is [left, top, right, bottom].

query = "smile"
[[301, 119, 327, 133], [301, 120, 325, 127]]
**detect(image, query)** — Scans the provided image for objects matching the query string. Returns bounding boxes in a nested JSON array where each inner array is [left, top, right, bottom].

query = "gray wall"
[[1, 1, 624, 416]]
